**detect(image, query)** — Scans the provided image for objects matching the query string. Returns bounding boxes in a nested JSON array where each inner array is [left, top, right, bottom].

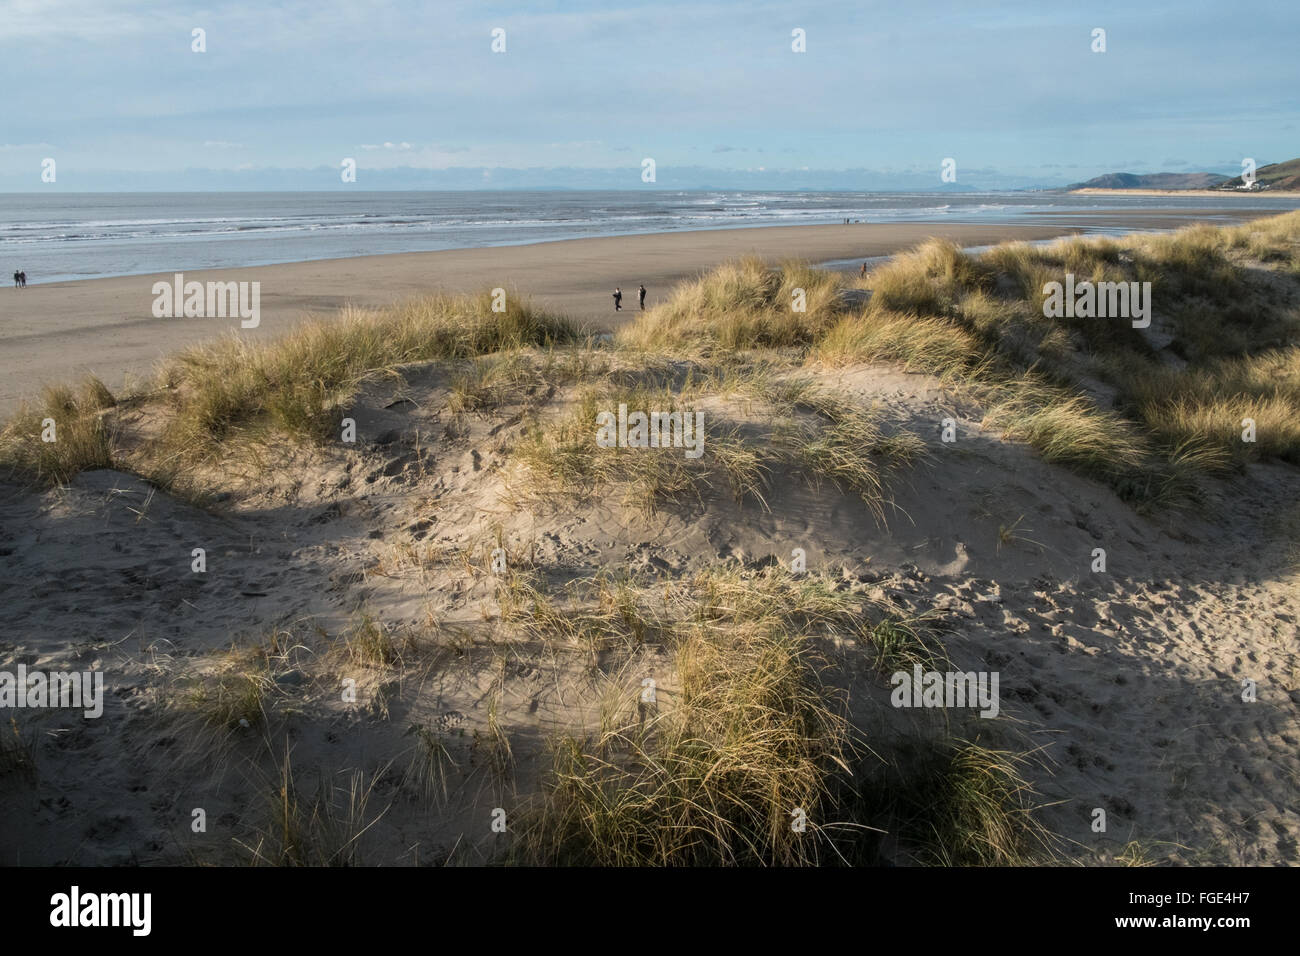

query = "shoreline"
[[0, 209, 1285, 418], [1069, 187, 1300, 198]]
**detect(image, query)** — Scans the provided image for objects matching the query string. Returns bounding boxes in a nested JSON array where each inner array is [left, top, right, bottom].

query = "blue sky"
[[2, 0, 1296, 190]]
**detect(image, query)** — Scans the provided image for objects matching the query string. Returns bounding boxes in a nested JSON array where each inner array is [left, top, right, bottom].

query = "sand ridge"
[[1, 348, 1297, 865]]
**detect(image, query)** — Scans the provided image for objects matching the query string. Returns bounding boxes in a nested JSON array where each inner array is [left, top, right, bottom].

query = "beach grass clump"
[[403, 725, 457, 807], [1131, 223, 1246, 305], [980, 375, 1218, 508], [179, 663, 276, 731], [170, 626, 323, 731], [691, 564, 868, 633], [1222, 210, 1300, 275], [858, 239, 994, 317], [159, 292, 578, 455], [340, 613, 414, 668], [237, 750, 386, 867], [510, 566, 1053, 866], [981, 380, 1146, 478], [813, 213, 1300, 501], [617, 257, 842, 352], [509, 382, 715, 515], [815, 308, 986, 383], [980, 238, 1154, 358], [787, 404, 926, 522], [813, 299, 1178, 505], [852, 737, 1055, 866], [1140, 392, 1300, 466], [448, 352, 537, 414], [862, 614, 945, 675], [510, 378, 921, 521], [514, 568, 854, 866], [497, 570, 665, 655], [0, 377, 117, 485], [1102, 338, 1300, 471]]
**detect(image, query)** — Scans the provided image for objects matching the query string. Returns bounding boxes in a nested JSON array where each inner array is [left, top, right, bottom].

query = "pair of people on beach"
[[12, 270, 27, 287], [613, 284, 646, 312]]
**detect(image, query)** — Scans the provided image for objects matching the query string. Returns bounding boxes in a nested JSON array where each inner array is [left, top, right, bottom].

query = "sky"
[[1, 0, 1296, 190]]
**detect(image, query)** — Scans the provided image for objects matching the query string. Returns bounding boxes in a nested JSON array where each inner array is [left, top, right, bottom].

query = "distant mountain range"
[[1069, 158, 1300, 192]]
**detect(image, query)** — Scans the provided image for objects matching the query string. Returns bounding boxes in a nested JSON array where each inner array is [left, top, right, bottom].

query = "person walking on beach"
[[613, 287, 622, 312], [638, 284, 646, 310], [12, 271, 19, 288], [18, 270, 26, 287]]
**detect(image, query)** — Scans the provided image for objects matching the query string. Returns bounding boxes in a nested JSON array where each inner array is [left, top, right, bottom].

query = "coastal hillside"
[[1216, 157, 1300, 191], [2, 213, 1299, 866], [1067, 171, 1230, 190]]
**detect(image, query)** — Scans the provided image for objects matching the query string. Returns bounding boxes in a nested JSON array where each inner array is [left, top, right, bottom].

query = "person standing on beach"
[[19, 270, 26, 287], [860, 262, 868, 278], [638, 284, 646, 310], [613, 287, 622, 311], [12, 271, 18, 288]]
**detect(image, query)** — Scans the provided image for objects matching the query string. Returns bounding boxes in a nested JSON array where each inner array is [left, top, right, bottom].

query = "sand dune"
[[2, 352, 1296, 865], [2, 212, 1299, 866]]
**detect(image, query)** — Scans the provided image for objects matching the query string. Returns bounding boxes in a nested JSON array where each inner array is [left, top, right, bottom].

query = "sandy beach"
[[1, 208, 1287, 418], [1070, 188, 1300, 198], [0, 222, 1069, 416]]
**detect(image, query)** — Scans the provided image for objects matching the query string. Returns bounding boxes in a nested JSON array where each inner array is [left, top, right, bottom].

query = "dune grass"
[[0, 378, 117, 485], [176, 644, 280, 731], [159, 292, 578, 456], [170, 625, 321, 732], [510, 566, 1047, 866], [617, 256, 842, 352], [180, 664, 275, 731], [9, 213, 1297, 501], [856, 238, 996, 318], [802, 212, 1300, 499], [340, 613, 415, 668], [1106, 348, 1300, 467], [448, 352, 538, 415], [863, 614, 946, 675], [816, 309, 987, 382], [851, 736, 1056, 866], [0, 291, 577, 490], [497, 570, 666, 656], [512, 568, 855, 865], [403, 725, 458, 807], [237, 748, 388, 867], [786, 404, 925, 521], [510, 376, 922, 521], [986, 217, 1300, 468]]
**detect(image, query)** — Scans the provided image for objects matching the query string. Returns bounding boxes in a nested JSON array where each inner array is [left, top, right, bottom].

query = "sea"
[[3, 190, 1299, 285]]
